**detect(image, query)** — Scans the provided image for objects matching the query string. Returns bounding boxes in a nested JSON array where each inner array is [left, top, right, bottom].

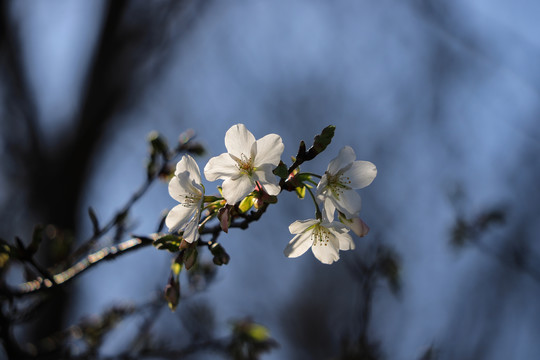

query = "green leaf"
[[272, 161, 289, 180], [153, 234, 183, 252]]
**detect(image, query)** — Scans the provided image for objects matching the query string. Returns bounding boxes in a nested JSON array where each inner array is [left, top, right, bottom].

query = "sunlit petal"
[[183, 216, 200, 243], [204, 153, 239, 181], [175, 155, 202, 184], [222, 175, 255, 204], [311, 235, 340, 264], [168, 172, 196, 202], [283, 232, 312, 258], [224, 124, 256, 158], [289, 219, 319, 234], [254, 134, 284, 166], [254, 165, 281, 196], [165, 204, 195, 233]]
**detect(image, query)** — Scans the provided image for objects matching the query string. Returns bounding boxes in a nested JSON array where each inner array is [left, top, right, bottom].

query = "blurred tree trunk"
[[0, 0, 208, 352]]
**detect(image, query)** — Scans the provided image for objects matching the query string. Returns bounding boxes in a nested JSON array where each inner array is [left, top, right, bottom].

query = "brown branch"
[[7, 236, 154, 297]]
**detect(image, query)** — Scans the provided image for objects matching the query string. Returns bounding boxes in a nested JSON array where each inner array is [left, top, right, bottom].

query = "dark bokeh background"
[[1, 1, 540, 359]]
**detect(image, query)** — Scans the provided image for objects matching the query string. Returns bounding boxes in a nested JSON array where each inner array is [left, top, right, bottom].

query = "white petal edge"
[[316, 174, 329, 198], [175, 155, 202, 184], [344, 160, 377, 189], [224, 124, 255, 158], [330, 229, 355, 251], [254, 165, 281, 196], [283, 231, 313, 258], [221, 175, 255, 204], [334, 189, 362, 218], [311, 234, 340, 264], [168, 172, 197, 202], [289, 219, 319, 234], [165, 204, 195, 233], [182, 216, 200, 243], [253, 134, 284, 167], [327, 146, 356, 174], [321, 197, 337, 222], [204, 153, 239, 182]]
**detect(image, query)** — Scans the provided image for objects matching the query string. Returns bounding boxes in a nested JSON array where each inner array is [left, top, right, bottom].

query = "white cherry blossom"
[[283, 219, 354, 264], [165, 155, 205, 243], [316, 146, 377, 220], [204, 124, 284, 204]]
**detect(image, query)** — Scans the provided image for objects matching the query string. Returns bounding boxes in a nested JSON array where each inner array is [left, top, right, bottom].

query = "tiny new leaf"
[[272, 161, 289, 180]]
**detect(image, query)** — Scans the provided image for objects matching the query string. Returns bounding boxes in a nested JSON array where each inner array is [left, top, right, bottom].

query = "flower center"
[[182, 187, 203, 208], [325, 171, 352, 199], [312, 224, 331, 247], [236, 153, 255, 176]]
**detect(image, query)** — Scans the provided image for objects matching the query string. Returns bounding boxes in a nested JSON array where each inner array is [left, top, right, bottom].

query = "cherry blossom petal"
[[289, 219, 319, 234], [344, 160, 377, 189], [222, 175, 255, 204], [283, 232, 313, 258], [183, 216, 200, 243], [175, 155, 202, 183], [334, 189, 362, 218], [322, 198, 337, 222], [168, 172, 196, 202], [165, 204, 195, 233], [329, 229, 355, 250], [327, 146, 356, 174], [316, 174, 329, 197], [253, 134, 284, 167], [204, 153, 239, 181], [311, 234, 340, 264], [254, 165, 281, 196], [224, 124, 255, 158]]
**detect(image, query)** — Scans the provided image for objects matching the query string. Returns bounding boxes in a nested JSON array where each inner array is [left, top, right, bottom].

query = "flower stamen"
[[235, 153, 255, 176]]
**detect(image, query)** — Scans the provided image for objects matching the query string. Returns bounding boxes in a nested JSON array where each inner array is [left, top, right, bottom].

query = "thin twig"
[[9, 236, 155, 297]]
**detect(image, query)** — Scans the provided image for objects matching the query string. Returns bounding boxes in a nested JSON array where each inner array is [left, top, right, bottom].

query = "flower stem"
[[305, 186, 322, 220]]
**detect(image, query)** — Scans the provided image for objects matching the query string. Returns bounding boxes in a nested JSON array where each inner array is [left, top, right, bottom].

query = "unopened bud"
[[338, 213, 370, 237], [164, 274, 180, 311], [209, 242, 230, 266]]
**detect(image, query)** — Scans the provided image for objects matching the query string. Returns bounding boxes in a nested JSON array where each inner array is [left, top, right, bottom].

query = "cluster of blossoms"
[[165, 124, 376, 264]]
